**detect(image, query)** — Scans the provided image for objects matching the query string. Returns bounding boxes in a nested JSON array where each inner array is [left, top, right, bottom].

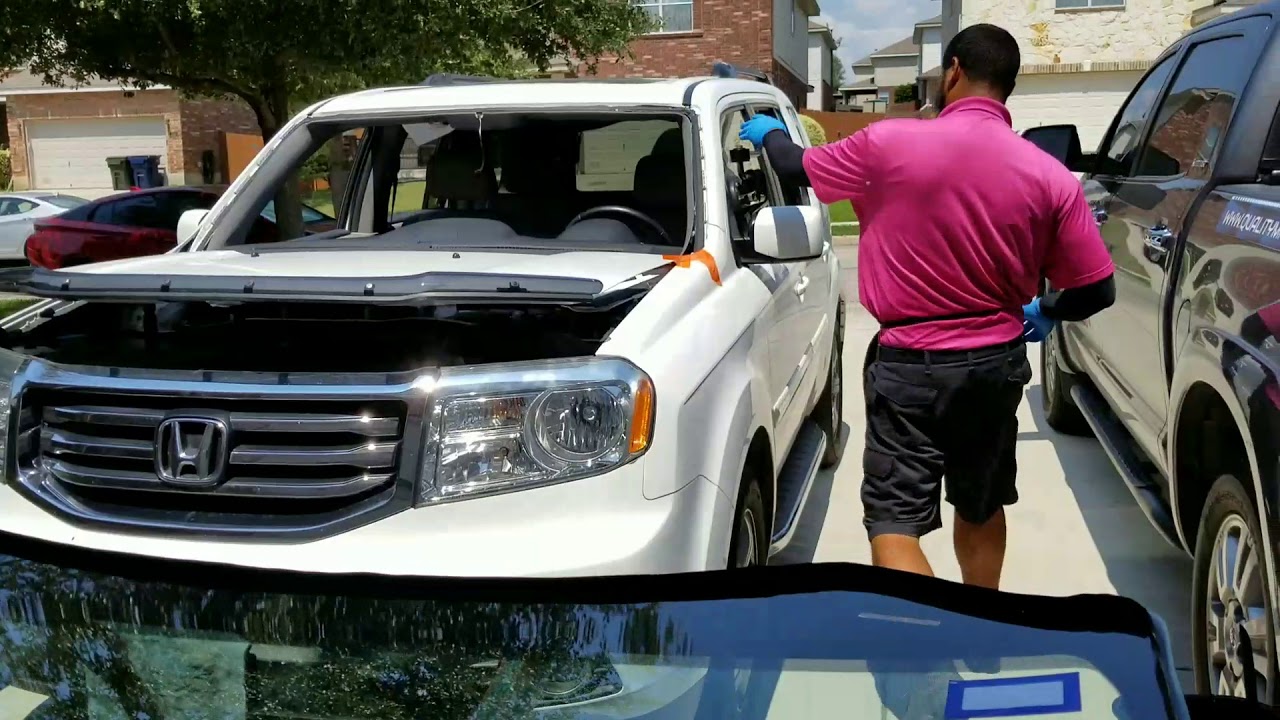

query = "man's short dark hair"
[[943, 24, 1021, 99]]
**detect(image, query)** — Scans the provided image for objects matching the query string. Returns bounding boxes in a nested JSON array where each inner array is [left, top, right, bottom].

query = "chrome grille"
[[21, 390, 407, 511]]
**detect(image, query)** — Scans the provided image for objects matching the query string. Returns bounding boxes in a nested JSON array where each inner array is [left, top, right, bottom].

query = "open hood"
[[15, 249, 674, 305]]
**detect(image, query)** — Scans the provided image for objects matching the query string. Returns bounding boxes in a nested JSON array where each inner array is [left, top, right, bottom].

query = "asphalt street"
[[775, 245, 1197, 685]]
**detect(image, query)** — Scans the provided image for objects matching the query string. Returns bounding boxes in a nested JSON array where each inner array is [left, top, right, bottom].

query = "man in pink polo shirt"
[[740, 24, 1115, 589]]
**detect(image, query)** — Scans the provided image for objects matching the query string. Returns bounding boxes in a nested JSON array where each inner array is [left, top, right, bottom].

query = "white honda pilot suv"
[[0, 66, 845, 577]]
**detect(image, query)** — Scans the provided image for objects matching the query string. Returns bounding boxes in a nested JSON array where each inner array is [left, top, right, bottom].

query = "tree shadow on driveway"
[[1019, 382, 1195, 677]]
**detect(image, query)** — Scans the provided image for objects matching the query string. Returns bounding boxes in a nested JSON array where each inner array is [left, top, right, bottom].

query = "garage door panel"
[[27, 118, 167, 191], [1007, 72, 1144, 153]]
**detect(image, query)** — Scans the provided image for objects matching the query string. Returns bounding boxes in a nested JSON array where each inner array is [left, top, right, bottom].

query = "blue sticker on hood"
[[1217, 196, 1280, 249], [943, 672, 1082, 718]]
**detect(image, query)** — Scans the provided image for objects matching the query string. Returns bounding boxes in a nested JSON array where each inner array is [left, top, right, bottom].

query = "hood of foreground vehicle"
[[59, 249, 674, 293]]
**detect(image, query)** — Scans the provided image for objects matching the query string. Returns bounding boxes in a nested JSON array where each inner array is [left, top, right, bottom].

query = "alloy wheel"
[[830, 339, 842, 436], [1207, 514, 1272, 701], [735, 508, 759, 568], [1043, 329, 1058, 405]]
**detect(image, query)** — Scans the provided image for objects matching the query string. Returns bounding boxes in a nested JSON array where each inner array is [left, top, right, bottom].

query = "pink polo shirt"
[[802, 97, 1114, 351]]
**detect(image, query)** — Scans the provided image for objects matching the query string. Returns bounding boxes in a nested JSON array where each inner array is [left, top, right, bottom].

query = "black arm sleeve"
[[762, 130, 811, 187], [1039, 274, 1116, 322]]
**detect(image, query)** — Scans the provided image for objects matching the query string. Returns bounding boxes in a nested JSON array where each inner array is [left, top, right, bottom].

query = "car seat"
[[400, 133, 499, 226], [632, 129, 688, 245]]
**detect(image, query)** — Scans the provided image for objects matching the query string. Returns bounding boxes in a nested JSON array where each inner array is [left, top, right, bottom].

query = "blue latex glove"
[[1022, 297, 1057, 343], [739, 115, 789, 149]]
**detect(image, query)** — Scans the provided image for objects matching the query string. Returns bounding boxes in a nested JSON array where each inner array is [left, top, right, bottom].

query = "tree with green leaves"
[[893, 83, 917, 105], [0, 0, 655, 235]]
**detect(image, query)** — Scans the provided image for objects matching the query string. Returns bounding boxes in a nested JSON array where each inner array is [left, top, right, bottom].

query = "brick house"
[[1, 69, 259, 198], [563, 0, 821, 109]]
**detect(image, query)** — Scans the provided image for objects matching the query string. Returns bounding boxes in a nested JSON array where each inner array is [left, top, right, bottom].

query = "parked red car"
[[24, 187, 337, 270]]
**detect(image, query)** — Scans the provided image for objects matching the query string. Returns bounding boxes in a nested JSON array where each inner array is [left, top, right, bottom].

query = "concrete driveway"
[[775, 245, 1196, 683]]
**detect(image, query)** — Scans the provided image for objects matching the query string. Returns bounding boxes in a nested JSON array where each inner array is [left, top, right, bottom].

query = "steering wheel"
[[565, 205, 674, 246]]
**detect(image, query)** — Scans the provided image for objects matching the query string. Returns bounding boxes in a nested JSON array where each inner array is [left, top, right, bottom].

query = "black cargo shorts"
[[861, 335, 1033, 539]]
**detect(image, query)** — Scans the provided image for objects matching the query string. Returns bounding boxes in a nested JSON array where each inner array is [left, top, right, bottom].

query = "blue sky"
[[818, 0, 939, 79]]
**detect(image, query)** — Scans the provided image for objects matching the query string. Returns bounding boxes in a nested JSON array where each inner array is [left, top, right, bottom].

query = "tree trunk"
[[248, 90, 305, 241]]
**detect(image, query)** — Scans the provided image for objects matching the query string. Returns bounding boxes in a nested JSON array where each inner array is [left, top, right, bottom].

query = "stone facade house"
[[564, 0, 821, 109], [1, 69, 259, 198], [942, 0, 1220, 149]]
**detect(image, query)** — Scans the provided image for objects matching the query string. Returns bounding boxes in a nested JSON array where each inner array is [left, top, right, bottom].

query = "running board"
[[1069, 383, 1182, 550], [769, 421, 826, 556]]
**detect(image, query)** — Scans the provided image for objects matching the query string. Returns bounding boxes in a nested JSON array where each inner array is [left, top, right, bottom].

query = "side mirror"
[[176, 209, 210, 246], [750, 206, 825, 262], [1022, 124, 1092, 173]]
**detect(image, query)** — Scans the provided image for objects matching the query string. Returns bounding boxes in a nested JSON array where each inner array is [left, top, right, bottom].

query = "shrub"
[[799, 114, 827, 146], [893, 83, 917, 104], [0, 149, 10, 190]]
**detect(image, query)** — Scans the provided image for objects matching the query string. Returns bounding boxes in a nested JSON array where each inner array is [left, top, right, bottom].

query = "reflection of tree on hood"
[[0, 558, 677, 720]]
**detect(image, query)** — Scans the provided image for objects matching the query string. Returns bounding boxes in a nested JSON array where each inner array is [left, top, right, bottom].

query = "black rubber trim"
[[0, 529, 1162, 640], [682, 78, 710, 106], [18, 268, 605, 304]]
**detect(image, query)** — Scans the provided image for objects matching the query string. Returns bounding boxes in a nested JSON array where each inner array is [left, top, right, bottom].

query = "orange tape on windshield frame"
[[661, 249, 722, 285]]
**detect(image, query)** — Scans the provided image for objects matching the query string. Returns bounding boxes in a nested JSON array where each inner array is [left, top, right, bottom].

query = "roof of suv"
[[311, 77, 784, 117]]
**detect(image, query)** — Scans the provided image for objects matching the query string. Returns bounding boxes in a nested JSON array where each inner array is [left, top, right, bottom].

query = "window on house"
[[1055, 0, 1124, 9], [633, 0, 694, 32]]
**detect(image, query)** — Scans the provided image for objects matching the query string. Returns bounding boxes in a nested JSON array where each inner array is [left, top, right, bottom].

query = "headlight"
[[418, 358, 655, 505]]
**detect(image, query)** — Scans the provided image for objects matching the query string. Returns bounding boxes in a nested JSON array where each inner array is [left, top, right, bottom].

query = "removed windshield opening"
[[224, 111, 695, 255]]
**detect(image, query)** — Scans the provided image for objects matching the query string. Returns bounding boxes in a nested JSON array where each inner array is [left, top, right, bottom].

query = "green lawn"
[[0, 298, 38, 317], [304, 181, 427, 219], [828, 201, 856, 224]]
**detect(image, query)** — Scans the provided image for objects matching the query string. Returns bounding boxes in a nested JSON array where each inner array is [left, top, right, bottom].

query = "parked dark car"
[[23, 187, 336, 269], [1024, 1, 1280, 706]]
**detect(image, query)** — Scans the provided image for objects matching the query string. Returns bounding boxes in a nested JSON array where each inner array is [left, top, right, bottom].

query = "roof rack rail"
[[711, 62, 772, 85], [420, 74, 501, 87]]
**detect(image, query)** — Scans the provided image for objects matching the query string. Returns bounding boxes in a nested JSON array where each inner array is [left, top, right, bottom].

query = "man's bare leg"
[[953, 508, 1006, 589], [870, 534, 935, 577]]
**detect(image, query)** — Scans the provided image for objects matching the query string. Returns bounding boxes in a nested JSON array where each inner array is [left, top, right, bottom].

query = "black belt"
[[878, 307, 1012, 330], [864, 307, 1021, 372]]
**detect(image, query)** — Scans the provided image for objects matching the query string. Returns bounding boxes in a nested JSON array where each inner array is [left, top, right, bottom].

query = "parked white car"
[[0, 68, 844, 577], [0, 191, 88, 261]]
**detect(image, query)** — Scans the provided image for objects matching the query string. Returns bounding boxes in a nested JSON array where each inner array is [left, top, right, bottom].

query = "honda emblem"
[[155, 415, 230, 488]]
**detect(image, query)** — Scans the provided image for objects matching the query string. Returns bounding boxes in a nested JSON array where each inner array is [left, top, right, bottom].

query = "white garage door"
[[1006, 71, 1145, 153], [26, 118, 167, 192]]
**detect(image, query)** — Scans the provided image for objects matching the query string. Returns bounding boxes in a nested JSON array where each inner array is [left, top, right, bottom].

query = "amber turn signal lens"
[[628, 377, 655, 454]]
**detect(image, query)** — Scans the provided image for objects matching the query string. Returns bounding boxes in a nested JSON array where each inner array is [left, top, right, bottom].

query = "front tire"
[[813, 302, 845, 468], [728, 469, 769, 568], [1193, 473, 1277, 705], [1040, 327, 1091, 436]]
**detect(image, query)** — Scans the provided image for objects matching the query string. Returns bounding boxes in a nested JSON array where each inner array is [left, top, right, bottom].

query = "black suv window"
[[92, 194, 164, 229], [1135, 33, 1257, 177], [1098, 56, 1176, 176], [155, 192, 218, 229]]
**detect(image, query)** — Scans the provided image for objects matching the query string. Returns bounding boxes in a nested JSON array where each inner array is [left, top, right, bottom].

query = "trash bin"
[[106, 157, 132, 191], [125, 155, 163, 189]]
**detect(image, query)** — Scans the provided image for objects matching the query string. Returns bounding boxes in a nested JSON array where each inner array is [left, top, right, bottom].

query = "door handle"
[[793, 275, 810, 295], [1143, 225, 1173, 264]]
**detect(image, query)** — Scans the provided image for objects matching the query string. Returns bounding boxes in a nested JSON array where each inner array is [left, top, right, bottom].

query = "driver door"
[[720, 102, 809, 461]]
